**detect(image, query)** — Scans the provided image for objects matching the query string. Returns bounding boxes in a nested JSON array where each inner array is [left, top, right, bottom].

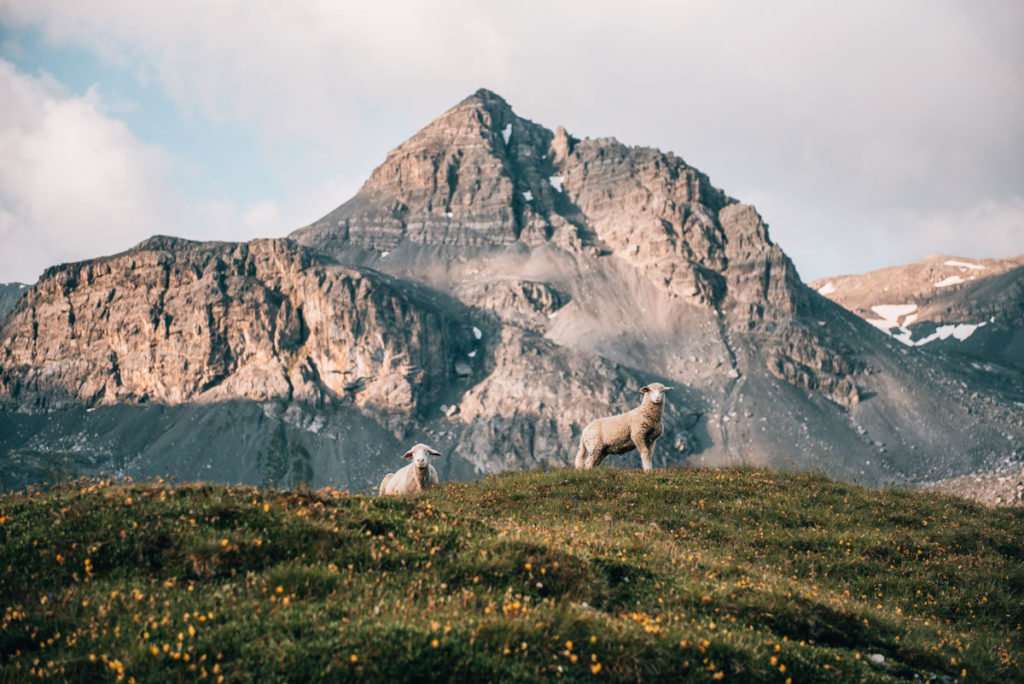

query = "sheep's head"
[[403, 443, 441, 469], [640, 383, 672, 405]]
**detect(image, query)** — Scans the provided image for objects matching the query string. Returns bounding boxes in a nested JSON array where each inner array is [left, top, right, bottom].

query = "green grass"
[[1, 467, 1022, 682]]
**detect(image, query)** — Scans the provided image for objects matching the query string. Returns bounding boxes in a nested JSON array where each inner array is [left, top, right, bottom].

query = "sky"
[[1, 1, 1022, 284]]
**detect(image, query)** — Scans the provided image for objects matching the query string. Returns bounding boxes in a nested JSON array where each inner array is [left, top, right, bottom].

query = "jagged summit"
[[292, 90, 801, 317], [458, 87, 513, 118], [292, 88, 555, 250]]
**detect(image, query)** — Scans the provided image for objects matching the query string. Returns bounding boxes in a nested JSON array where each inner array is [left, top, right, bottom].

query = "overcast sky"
[[1, 1, 1022, 284]]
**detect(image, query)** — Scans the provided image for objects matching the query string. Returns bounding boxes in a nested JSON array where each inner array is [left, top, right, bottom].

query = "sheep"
[[379, 443, 441, 495], [574, 383, 672, 472]]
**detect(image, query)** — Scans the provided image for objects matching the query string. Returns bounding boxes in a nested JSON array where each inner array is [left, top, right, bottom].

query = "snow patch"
[[472, 326, 482, 340], [889, 329, 915, 345], [502, 124, 511, 144], [522, 191, 533, 201], [868, 304, 917, 330], [923, 322, 985, 344], [548, 176, 564, 192], [944, 260, 985, 270], [887, 321, 987, 346], [934, 275, 966, 288], [817, 281, 836, 295]]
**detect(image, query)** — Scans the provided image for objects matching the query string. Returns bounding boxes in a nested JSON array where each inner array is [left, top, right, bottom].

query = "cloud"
[[1, 1, 1022, 281], [886, 197, 1024, 263], [761, 195, 1024, 282], [0, 58, 180, 282], [0, 58, 332, 283]]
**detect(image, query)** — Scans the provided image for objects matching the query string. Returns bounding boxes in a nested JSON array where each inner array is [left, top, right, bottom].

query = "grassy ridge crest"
[[2, 467, 1022, 682]]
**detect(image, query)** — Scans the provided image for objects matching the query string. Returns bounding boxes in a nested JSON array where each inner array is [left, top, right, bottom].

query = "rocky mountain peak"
[[291, 90, 845, 408], [293, 90, 808, 318], [292, 89, 557, 251]]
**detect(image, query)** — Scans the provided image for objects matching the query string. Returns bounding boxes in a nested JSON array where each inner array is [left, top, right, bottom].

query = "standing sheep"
[[574, 383, 672, 472], [379, 443, 441, 496]]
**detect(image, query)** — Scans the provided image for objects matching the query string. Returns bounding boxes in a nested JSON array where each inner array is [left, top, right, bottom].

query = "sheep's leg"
[[584, 445, 606, 470], [636, 440, 654, 472], [574, 440, 587, 470]]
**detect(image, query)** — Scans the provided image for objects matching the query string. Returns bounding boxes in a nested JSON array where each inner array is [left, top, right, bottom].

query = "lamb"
[[379, 443, 441, 496], [574, 383, 672, 472]]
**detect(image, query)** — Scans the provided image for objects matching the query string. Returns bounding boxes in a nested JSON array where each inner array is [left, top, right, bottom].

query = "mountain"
[[3, 89, 1023, 490], [0, 282, 28, 320], [289, 89, 1023, 483], [810, 254, 1024, 374], [0, 236, 663, 490]]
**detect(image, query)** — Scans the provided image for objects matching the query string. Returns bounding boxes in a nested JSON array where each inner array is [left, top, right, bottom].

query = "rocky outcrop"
[[556, 135, 731, 304], [764, 324, 861, 409], [718, 204, 809, 325], [292, 89, 527, 250], [454, 279, 565, 333], [927, 467, 1024, 507], [307, 89, 774, 313], [0, 237, 469, 426]]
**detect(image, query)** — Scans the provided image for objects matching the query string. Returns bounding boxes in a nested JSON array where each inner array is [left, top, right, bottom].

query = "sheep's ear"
[[664, 386, 673, 391], [640, 386, 650, 393], [427, 448, 442, 457], [403, 451, 413, 459]]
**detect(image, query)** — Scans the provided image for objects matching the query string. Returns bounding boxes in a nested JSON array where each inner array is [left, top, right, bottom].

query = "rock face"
[[293, 90, 806, 317], [3, 89, 1023, 490], [454, 280, 565, 333], [1, 237, 464, 427]]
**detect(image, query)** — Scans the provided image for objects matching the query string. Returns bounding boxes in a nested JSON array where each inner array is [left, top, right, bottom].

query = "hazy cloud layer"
[[1, 1, 1022, 281], [0, 59, 177, 282], [0, 60, 348, 282]]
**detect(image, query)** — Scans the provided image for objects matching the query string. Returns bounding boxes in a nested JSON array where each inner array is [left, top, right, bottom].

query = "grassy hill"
[[2, 467, 1022, 682]]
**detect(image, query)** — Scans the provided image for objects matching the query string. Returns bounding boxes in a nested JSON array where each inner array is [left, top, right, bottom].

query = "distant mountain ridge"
[[810, 254, 1024, 372], [2, 89, 1022, 490]]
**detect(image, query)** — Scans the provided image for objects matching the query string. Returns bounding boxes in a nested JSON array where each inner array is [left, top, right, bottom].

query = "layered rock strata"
[[0, 237, 466, 423]]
